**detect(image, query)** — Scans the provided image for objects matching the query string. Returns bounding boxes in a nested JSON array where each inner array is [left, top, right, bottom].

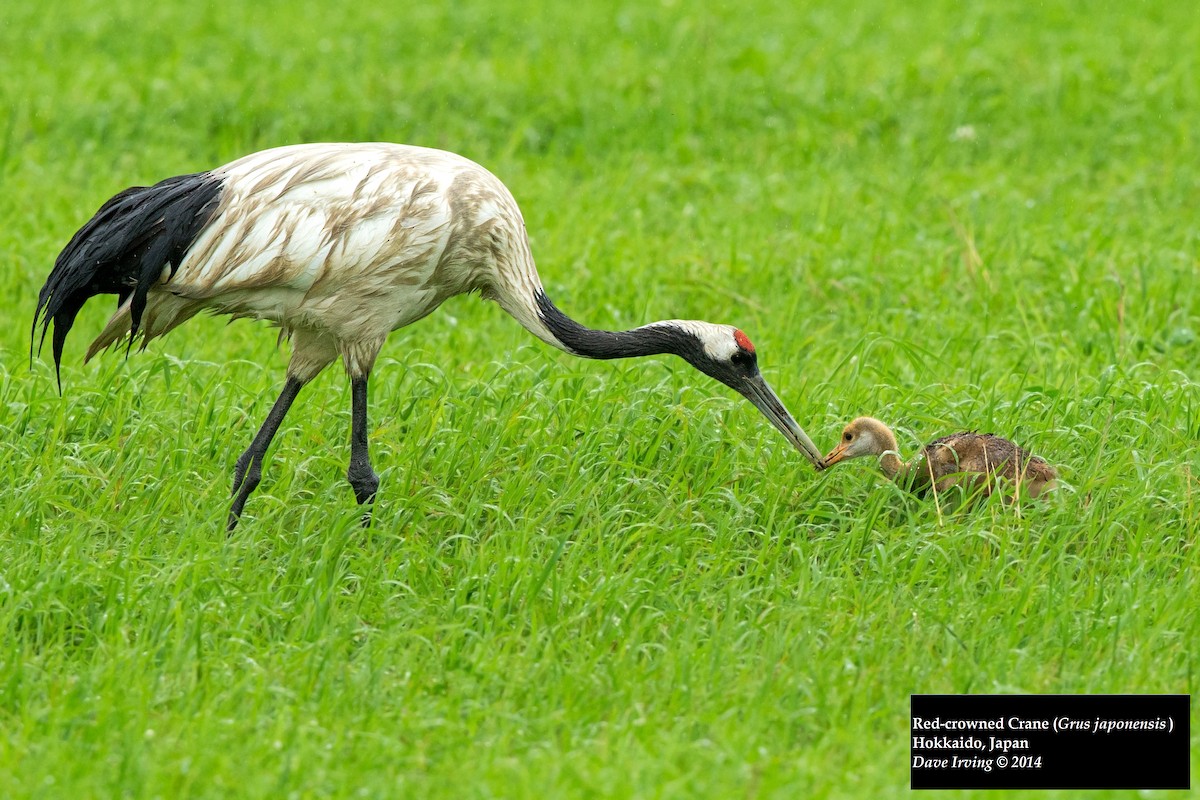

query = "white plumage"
[[35, 143, 823, 528], [87, 143, 557, 380]]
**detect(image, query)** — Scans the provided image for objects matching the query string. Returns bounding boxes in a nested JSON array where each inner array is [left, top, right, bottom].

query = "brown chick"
[[823, 417, 1058, 500]]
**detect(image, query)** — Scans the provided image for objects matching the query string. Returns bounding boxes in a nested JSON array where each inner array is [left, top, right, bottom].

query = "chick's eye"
[[844, 432, 853, 441]]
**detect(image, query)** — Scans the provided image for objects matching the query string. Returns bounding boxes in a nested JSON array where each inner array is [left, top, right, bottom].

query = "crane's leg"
[[228, 377, 304, 532], [347, 375, 380, 526]]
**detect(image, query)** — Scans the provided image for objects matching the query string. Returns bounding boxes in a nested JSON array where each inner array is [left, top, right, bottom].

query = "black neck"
[[535, 292, 699, 361]]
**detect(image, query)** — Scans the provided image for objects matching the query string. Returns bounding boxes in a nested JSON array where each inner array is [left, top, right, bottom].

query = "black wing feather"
[[33, 171, 223, 388]]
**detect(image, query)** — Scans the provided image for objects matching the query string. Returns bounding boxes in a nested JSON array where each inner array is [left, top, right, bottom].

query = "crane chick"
[[823, 417, 1057, 501]]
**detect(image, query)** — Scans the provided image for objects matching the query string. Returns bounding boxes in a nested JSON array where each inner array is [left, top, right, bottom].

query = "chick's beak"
[[739, 373, 825, 469], [822, 441, 850, 467]]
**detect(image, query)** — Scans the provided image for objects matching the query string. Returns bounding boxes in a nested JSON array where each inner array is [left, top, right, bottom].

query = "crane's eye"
[[730, 350, 753, 367], [844, 432, 853, 441]]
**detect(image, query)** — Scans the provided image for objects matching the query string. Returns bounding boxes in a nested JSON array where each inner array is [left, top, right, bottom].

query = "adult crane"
[[34, 143, 825, 530]]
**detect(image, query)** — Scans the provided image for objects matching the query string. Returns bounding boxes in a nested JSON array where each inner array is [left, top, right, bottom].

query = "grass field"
[[1, 0, 1198, 797]]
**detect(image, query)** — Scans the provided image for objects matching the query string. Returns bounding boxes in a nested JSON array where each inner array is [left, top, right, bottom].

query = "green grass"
[[1, 0, 1198, 797]]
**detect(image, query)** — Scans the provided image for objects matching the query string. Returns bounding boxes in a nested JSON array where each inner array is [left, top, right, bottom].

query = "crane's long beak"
[[739, 373, 825, 469]]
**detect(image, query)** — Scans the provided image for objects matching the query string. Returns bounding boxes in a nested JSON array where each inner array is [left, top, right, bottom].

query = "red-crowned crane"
[[34, 143, 825, 530]]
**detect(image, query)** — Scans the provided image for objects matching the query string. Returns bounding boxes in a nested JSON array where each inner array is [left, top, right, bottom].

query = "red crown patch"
[[733, 329, 755, 353]]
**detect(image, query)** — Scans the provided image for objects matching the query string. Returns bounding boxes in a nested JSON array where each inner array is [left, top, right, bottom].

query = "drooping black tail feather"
[[33, 171, 223, 388]]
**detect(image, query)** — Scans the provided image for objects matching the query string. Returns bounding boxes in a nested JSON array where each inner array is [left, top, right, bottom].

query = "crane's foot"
[[224, 376, 304, 533], [346, 375, 378, 529], [348, 466, 379, 528], [227, 453, 263, 532]]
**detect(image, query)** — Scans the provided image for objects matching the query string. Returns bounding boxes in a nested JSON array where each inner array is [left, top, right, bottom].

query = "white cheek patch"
[[703, 334, 738, 361], [651, 320, 740, 361], [679, 322, 738, 361]]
